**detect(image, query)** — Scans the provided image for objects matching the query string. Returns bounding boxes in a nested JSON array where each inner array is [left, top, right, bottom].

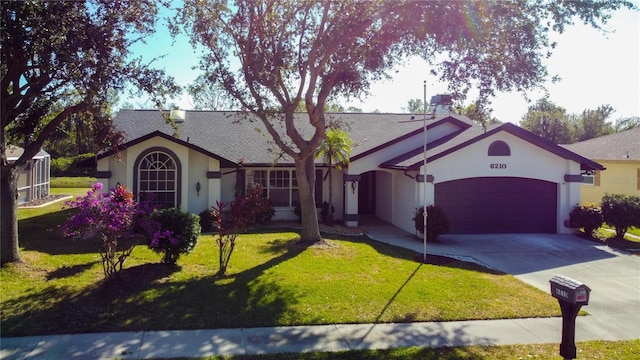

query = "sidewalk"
[[3, 225, 638, 359], [0, 317, 595, 360]]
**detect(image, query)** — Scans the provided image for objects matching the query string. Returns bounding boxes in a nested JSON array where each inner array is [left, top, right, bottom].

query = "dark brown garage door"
[[434, 177, 557, 234]]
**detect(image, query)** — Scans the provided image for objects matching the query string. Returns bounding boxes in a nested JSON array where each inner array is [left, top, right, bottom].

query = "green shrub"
[[50, 176, 97, 188], [244, 184, 275, 225], [601, 194, 640, 239], [148, 208, 201, 264], [569, 203, 603, 237], [51, 153, 96, 177], [199, 208, 216, 233], [413, 205, 450, 241]]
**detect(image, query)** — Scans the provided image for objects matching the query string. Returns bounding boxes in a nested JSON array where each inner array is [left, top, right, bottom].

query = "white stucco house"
[[95, 109, 603, 235]]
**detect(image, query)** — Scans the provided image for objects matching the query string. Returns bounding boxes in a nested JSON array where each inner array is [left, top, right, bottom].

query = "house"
[[6, 145, 51, 204], [562, 127, 640, 205], [95, 109, 604, 235]]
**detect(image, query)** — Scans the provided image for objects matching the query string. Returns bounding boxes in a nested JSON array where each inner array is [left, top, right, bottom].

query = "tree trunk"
[[1, 163, 22, 265], [295, 156, 322, 243]]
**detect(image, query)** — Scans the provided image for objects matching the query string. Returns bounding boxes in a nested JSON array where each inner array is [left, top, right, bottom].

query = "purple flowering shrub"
[[60, 183, 163, 278]]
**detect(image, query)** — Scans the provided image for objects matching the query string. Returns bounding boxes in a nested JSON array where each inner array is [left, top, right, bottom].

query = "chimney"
[[170, 109, 186, 123], [428, 94, 453, 115]]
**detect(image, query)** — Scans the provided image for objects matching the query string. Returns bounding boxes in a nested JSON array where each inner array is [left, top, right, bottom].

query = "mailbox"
[[550, 275, 591, 305], [549, 275, 591, 360]]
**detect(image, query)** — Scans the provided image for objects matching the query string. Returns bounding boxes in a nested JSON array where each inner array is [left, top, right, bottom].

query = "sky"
[[127, 3, 639, 125]]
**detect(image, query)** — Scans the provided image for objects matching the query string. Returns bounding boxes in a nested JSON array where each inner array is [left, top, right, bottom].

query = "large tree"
[[187, 73, 233, 110], [1, 0, 179, 265], [174, 0, 634, 243], [454, 103, 501, 131], [520, 98, 574, 144], [404, 99, 426, 114], [575, 104, 615, 142]]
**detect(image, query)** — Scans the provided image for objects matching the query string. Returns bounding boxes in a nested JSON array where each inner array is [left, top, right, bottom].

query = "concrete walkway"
[[2, 225, 638, 359]]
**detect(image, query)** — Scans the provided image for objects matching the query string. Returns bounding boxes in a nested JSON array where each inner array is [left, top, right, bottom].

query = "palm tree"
[[315, 128, 353, 226]]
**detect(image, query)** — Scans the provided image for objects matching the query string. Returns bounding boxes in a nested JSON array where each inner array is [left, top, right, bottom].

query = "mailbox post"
[[549, 275, 591, 360]]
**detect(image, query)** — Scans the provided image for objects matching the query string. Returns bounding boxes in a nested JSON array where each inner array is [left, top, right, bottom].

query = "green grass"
[[169, 340, 640, 359], [601, 224, 640, 238], [3, 188, 561, 337], [17, 187, 87, 221], [586, 226, 640, 255], [50, 176, 97, 188]]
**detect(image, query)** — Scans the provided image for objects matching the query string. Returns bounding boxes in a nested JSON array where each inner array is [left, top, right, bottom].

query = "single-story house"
[[562, 127, 640, 204], [95, 109, 604, 235], [6, 145, 51, 204]]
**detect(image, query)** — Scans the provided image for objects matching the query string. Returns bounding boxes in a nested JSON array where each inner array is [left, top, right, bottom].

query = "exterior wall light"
[[196, 181, 201, 196]]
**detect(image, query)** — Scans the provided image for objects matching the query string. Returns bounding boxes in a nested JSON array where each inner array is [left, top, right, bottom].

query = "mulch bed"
[[412, 253, 456, 265], [18, 195, 70, 208], [263, 221, 365, 237]]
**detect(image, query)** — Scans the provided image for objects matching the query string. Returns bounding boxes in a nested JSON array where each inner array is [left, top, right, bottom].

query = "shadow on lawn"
[[1, 241, 308, 337], [47, 261, 98, 280], [18, 208, 101, 255]]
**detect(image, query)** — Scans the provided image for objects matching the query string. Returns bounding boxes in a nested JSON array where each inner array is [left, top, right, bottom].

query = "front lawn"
[[2, 190, 560, 336]]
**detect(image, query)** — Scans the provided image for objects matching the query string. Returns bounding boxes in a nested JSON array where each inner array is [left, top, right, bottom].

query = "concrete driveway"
[[362, 227, 640, 341]]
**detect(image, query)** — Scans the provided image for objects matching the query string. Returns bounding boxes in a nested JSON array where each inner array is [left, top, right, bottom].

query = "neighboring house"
[[95, 110, 603, 235], [6, 145, 51, 205], [562, 127, 640, 205]]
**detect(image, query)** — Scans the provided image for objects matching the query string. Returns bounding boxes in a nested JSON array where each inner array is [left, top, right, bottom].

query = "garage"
[[434, 177, 557, 234]]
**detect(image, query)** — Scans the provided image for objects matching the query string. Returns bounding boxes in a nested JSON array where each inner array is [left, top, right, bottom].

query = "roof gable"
[[97, 130, 237, 168], [390, 122, 604, 171], [351, 115, 472, 162]]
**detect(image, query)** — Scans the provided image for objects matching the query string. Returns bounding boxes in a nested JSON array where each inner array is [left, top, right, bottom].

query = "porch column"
[[343, 174, 360, 227], [416, 174, 435, 206], [207, 159, 222, 207]]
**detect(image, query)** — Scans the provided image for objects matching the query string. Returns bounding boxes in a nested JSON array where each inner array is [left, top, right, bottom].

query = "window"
[[253, 170, 268, 196], [581, 174, 595, 186], [136, 150, 179, 208], [488, 141, 511, 156], [250, 169, 299, 207]]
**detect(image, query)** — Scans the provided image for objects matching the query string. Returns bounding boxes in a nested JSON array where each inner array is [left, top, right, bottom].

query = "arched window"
[[135, 148, 180, 208], [488, 141, 511, 156]]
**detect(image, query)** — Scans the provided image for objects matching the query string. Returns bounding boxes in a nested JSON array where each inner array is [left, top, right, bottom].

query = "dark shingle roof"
[[561, 127, 640, 161], [109, 110, 472, 166], [109, 110, 603, 171]]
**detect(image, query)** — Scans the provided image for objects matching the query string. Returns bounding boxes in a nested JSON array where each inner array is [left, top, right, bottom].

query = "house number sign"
[[490, 163, 507, 169]]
